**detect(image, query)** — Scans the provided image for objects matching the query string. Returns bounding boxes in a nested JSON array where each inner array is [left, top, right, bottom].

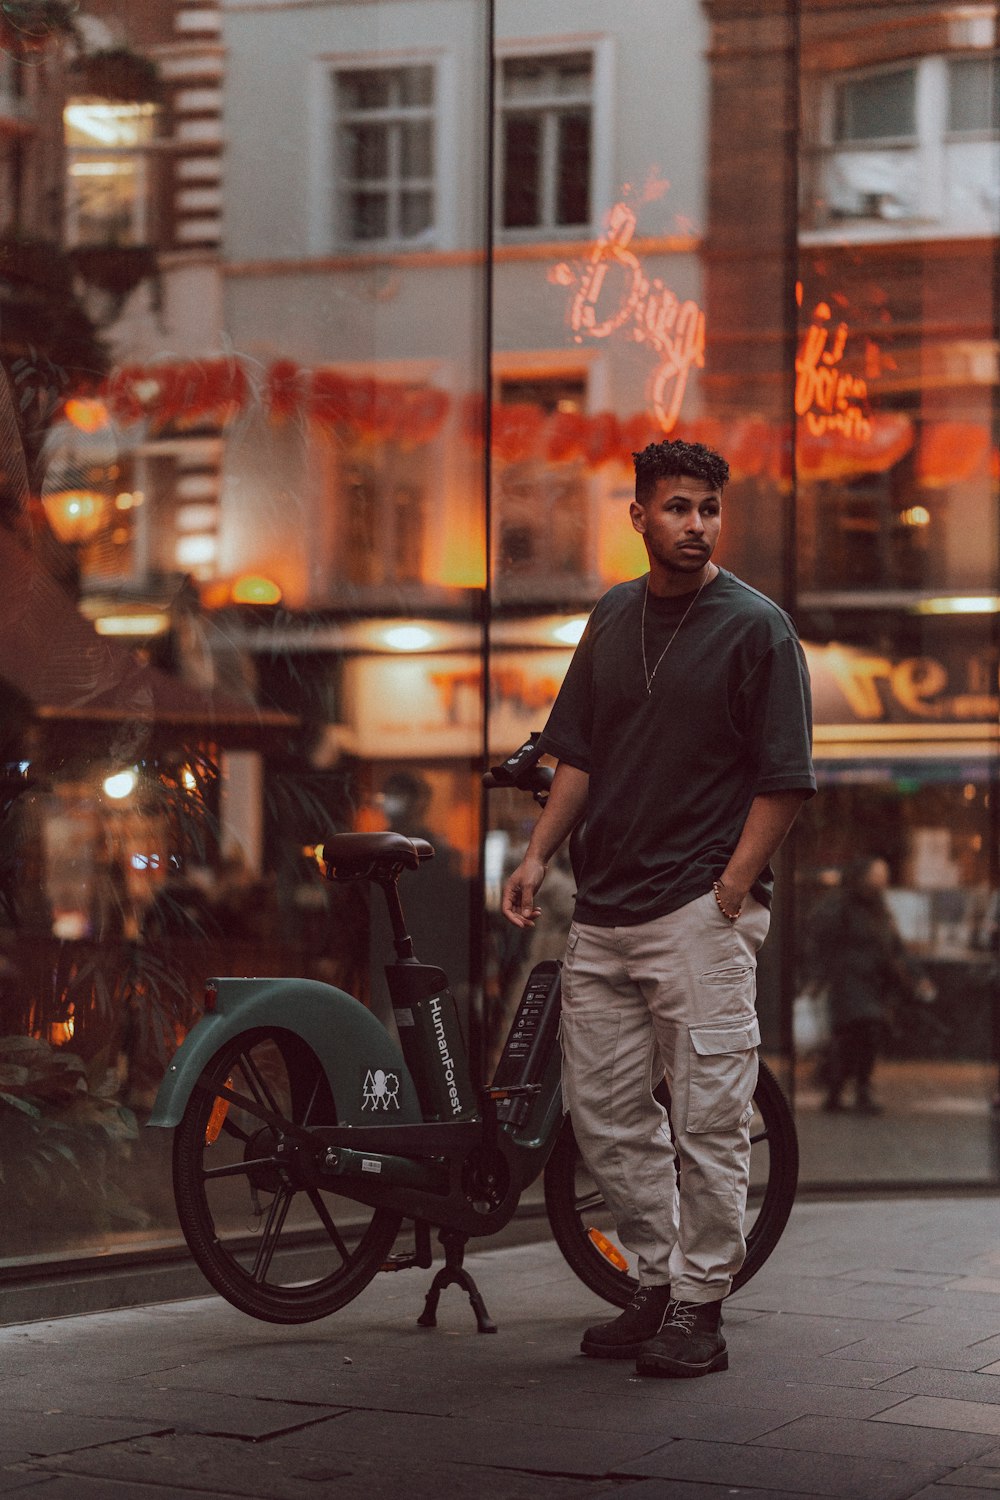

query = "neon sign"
[[795, 301, 871, 441], [551, 198, 705, 434]]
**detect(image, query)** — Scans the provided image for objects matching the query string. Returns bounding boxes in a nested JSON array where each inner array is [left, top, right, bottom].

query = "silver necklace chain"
[[640, 573, 709, 695]]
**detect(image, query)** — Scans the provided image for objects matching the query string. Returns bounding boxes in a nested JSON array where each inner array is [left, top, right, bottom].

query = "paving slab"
[[617, 1435, 950, 1498], [0, 1412, 166, 1459], [873, 1397, 1000, 1438], [748, 1411, 996, 1465], [24, 1435, 620, 1500], [3, 1197, 1000, 1498], [933, 1467, 1000, 1489], [590, 1484, 819, 1500], [877, 1370, 1000, 1407]]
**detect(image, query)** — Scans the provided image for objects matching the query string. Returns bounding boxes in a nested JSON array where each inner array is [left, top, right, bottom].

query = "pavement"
[[3, 1196, 1000, 1499]]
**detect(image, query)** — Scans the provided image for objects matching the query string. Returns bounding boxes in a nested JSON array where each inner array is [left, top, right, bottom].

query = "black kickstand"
[[417, 1229, 497, 1334]]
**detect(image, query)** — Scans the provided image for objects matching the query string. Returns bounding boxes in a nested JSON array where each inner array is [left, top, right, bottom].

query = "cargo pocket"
[[685, 1017, 760, 1133]]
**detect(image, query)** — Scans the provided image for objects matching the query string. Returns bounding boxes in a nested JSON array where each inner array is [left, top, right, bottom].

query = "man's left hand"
[[713, 878, 748, 921]]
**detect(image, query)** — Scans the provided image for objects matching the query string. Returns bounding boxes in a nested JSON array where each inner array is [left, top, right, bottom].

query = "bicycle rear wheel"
[[544, 1058, 798, 1307], [173, 1027, 402, 1323]]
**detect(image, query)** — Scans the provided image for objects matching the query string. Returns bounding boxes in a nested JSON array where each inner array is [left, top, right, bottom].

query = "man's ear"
[[630, 500, 646, 535]]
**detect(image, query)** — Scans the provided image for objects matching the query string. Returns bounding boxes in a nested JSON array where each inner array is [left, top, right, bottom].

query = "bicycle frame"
[[149, 947, 566, 1239]]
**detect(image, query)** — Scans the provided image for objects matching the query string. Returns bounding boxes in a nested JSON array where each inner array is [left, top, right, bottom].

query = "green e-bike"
[[150, 739, 798, 1329]]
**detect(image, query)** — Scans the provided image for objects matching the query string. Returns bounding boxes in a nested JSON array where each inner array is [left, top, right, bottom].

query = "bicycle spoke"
[[251, 1187, 294, 1283], [575, 1188, 605, 1215], [301, 1073, 323, 1128], [307, 1189, 351, 1263], [201, 1154, 276, 1183], [237, 1050, 283, 1118], [174, 1029, 402, 1320]]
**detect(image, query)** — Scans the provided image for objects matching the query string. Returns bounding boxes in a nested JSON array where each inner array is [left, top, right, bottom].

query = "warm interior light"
[[64, 398, 110, 434], [49, 1011, 75, 1046], [176, 534, 217, 568], [42, 490, 108, 544], [915, 596, 1000, 615], [103, 769, 137, 800], [231, 574, 282, 605], [899, 506, 931, 527], [552, 618, 587, 646], [383, 624, 435, 651], [94, 613, 170, 637], [181, 767, 198, 793], [64, 101, 158, 148]]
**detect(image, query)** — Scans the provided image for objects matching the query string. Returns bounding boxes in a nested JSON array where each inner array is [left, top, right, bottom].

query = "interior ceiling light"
[[382, 624, 435, 651], [103, 768, 137, 800], [231, 575, 282, 605], [552, 618, 587, 646], [915, 596, 1000, 615]]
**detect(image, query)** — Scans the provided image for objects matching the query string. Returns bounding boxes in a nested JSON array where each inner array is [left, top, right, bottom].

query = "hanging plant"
[[0, 0, 78, 60], [68, 45, 163, 104], [69, 243, 159, 298]]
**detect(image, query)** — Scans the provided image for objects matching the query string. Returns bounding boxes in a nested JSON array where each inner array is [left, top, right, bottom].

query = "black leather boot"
[[634, 1297, 727, 1377], [580, 1283, 672, 1359]]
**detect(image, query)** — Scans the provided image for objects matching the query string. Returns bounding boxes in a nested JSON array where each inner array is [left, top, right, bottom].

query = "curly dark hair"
[[632, 439, 730, 505]]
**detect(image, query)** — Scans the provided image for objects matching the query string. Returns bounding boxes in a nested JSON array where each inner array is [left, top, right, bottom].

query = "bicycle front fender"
[[148, 977, 423, 1128]]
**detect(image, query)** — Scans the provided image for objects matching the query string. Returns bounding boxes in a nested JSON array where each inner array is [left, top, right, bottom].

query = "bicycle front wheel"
[[544, 1057, 799, 1307], [173, 1028, 402, 1324]]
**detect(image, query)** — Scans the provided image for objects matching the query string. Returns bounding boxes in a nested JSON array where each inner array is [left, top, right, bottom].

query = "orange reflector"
[[587, 1227, 629, 1272], [205, 1086, 231, 1145]]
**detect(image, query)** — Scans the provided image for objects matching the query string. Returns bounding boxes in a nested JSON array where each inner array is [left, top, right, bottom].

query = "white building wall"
[[217, 0, 710, 608]]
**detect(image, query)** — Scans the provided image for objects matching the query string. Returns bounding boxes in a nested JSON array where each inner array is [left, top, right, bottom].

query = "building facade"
[[0, 0, 997, 1278]]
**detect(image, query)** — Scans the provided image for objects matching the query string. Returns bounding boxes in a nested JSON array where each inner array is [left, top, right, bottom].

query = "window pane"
[[502, 56, 549, 101], [68, 157, 144, 245], [337, 69, 390, 112], [949, 56, 1000, 133], [554, 53, 593, 95], [502, 115, 541, 226], [347, 190, 388, 239], [399, 65, 434, 107], [556, 111, 591, 224], [502, 52, 591, 101], [343, 123, 388, 179], [400, 189, 433, 236], [836, 68, 916, 140], [64, 100, 158, 149], [400, 120, 433, 178]]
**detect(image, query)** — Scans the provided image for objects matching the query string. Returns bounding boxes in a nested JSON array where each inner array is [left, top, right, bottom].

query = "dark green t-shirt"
[[538, 568, 816, 926]]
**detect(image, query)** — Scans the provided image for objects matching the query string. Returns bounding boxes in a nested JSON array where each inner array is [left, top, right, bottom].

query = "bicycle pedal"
[[483, 1083, 541, 1101], [381, 1254, 420, 1272]]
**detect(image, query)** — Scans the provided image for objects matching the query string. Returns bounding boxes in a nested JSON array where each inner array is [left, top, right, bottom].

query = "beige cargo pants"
[[560, 889, 771, 1304]]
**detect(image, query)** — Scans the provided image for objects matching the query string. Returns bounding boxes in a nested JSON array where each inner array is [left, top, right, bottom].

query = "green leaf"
[[0, 1089, 40, 1118]]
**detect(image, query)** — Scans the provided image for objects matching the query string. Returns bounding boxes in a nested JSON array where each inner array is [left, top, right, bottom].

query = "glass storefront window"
[[63, 100, 159, 248], [1, 0, 998, 1282]]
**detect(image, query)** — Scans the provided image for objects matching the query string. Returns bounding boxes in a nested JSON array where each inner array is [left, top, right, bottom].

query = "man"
[[502, 438, 815, 1379]]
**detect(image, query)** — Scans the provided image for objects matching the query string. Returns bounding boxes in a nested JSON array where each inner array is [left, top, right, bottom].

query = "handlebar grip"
[[483, 763, 554, 795]]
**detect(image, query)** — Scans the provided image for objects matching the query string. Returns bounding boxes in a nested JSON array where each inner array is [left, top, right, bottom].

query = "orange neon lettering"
[[561, 197, 705, 435], [890, 658, 948, 719], [795, 302, 872, 440], [823, 647, 892, 719]]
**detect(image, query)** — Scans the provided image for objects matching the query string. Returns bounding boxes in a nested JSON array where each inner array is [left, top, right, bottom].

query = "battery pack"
[[492, 960, 561, 1122]]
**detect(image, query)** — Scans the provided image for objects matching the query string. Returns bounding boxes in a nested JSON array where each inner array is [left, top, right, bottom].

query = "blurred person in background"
[[810, 855, 933, 1115]]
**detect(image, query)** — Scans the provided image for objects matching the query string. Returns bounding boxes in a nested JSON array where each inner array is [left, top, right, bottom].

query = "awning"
[[0, 527, 296, 751]]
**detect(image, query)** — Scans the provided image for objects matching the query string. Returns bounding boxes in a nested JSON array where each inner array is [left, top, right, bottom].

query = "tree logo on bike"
[[362, 1067, 401, 1111]]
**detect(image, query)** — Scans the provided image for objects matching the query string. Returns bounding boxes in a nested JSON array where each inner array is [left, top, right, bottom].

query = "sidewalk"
[[3, 1196, 1000, 1499]]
